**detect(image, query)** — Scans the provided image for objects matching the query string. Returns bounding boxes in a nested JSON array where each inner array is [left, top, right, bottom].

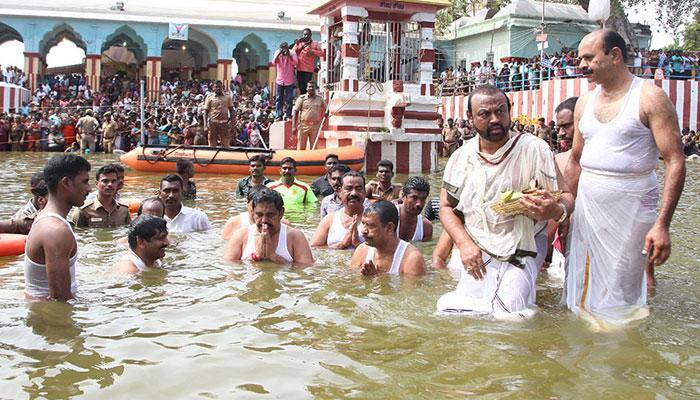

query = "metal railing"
[[358, 19, 421, 84]]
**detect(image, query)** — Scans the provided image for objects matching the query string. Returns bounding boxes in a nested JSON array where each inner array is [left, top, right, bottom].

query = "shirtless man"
[[397, 176, 433, 242], [224, 187, 314, 265], [310, 171, 366, 249], [24, 155, 91, 301], [112, 215, 170, 275], [565, 29, 686, 322], [222, 186, 292, 241], [350, 201, 425, 276]]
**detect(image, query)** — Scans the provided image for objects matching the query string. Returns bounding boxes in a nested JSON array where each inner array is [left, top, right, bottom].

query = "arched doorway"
[[101, 26, 147, 80], [39, 23, 87, 72], [233, 33, 270, 84], [0, 22, 24, 78], [161, 28, 217, 81]]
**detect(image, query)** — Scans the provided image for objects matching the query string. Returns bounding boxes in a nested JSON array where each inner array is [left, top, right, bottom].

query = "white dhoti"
[[438, 231, 547, 319], [565, 169, 659, 325]]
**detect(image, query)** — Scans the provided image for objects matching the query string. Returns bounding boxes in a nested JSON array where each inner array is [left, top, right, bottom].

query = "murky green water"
[[0, 152, 698, 399]]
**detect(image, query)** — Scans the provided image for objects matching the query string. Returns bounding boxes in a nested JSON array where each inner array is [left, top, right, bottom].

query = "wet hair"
[[324, 153, 339, 162], [555, 96, 579, 114], [160, 174, 184, 189], [176, 159, 194, 175], [467, 84, 511, 116], [600, 29, 628, 63], [280, 156, 297, 168], [250, 187, 284, 211], [402, 176, 430, 196], [96, 164, 119, 180], [341, 170, 366, 186], [329, 164, 351, 176], [43, 154, 91, 192], [29, 171, 48, 197], [249, 154, 268, 165], [377, 159, 394, 172], [137, 197, 165, 217], [246, 184, 266, 202], [108, 163, 125, 174], [363, 200, 399, 232], [128, 215, 168, 251]]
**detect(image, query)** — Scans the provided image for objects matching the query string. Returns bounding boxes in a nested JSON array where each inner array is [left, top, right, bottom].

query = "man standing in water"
[[72, 164, 131, 228], [237, 155, 274, 197], [437, 85, 573, 316], [350, 201, 425, 276], [267, 157, 317, 205], [365, 160, 402, 202], [24, 155, 91, 301], [224, 188, 314, 265], [112, 215, 170, 275], [397, 176, 433, 242], [311, 154, 339, 198], [311, 171, 367, 249], [159, 174, 211, 233], [565, 30, 686, 323]]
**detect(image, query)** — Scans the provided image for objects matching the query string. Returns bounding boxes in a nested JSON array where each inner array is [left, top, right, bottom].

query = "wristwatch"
[[555, 203, 568, 224]]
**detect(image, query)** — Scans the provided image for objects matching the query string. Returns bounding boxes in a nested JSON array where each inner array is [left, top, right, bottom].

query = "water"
[[0, 152, 698, 399]]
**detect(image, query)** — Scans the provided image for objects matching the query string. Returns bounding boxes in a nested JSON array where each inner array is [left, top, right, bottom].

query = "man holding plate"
[[437, 85, 574, 318]]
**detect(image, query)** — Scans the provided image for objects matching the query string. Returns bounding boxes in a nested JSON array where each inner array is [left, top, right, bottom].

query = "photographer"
[[293, 28, 323, 95], [272, 42, 298, 120]]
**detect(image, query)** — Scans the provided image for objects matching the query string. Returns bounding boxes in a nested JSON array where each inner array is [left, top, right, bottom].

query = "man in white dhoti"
[[565, 30, 686, 324], [437, 85, 574, 318]]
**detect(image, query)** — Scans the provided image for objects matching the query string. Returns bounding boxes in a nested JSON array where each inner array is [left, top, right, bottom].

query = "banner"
[[168, 23, 189, 41]]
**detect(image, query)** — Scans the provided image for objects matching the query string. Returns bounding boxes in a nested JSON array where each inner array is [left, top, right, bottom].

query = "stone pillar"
[[216, 59, 233, 90], [268, 63, 277, 97], [319, 15, 333, 89], [145, 56, 162, 102], [340, 6, 367, 92], [23, 52, 41, 92], [256, 65, 269, 85], [207, 64, 217, 80], [84, 54, 101, 91], [411, 13, 436, 96]]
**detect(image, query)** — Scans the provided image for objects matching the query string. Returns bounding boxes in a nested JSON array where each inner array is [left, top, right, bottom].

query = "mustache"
[[348, 195, 360, 201], [581, 67, 593, 75]]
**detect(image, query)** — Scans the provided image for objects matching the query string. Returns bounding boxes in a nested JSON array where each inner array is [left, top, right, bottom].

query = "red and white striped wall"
[[85, 54, 101, 91], [441, 77, 700, 131], [0, 82, 30, 113]]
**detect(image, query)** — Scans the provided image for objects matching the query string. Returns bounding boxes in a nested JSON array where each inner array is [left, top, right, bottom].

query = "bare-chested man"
[[350, 201, 425, 276], [310, 171, 366, 249], [397, 176, 433, 242], [224, 187, 313, 265], [24, 155, 91, 301], [565, 29, 686, 323]]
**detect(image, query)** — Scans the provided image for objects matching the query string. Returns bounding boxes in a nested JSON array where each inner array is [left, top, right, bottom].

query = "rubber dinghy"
[[0, 234, 27, 257], [120, 145, 365, 176]]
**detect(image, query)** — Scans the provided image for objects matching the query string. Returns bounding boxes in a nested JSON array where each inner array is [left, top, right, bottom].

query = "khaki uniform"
[[72, 198, 131, 228], [102, 121, 118, 153], [442, 125, 460, 156], [293, 94, 325, 150], [365, 180, 403, 202], [203, 93, 233, 148], [76, 115, 99, 152]]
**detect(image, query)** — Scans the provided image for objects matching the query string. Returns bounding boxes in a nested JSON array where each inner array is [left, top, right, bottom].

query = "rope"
[[191, 146, 223, 167], [142, 144, 185, 165]]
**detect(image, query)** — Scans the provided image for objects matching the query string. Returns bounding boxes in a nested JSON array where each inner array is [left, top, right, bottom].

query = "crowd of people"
[[0, 29, 690, 330], [1, 65, 27, 86], [0, 27, 327, 153], [438, 47, 700, 96]]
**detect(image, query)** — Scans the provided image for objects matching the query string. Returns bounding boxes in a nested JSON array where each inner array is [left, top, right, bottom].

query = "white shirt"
[[164, 205, 211, 233]]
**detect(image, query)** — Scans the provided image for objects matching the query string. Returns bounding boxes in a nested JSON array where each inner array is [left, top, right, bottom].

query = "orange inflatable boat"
[[0, 234, 27, 257], [120, 145, 365, 176]]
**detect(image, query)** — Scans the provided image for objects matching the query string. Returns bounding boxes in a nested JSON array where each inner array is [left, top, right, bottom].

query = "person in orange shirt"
[[293, 28, 324, 95]]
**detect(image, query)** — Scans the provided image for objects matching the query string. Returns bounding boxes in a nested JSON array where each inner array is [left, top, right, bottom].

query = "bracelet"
[[250, 253, 261, 262], [555, 203, 568, 224]]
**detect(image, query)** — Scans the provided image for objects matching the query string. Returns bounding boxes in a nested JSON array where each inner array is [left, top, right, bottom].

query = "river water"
[[0, 152, 698, 399]]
